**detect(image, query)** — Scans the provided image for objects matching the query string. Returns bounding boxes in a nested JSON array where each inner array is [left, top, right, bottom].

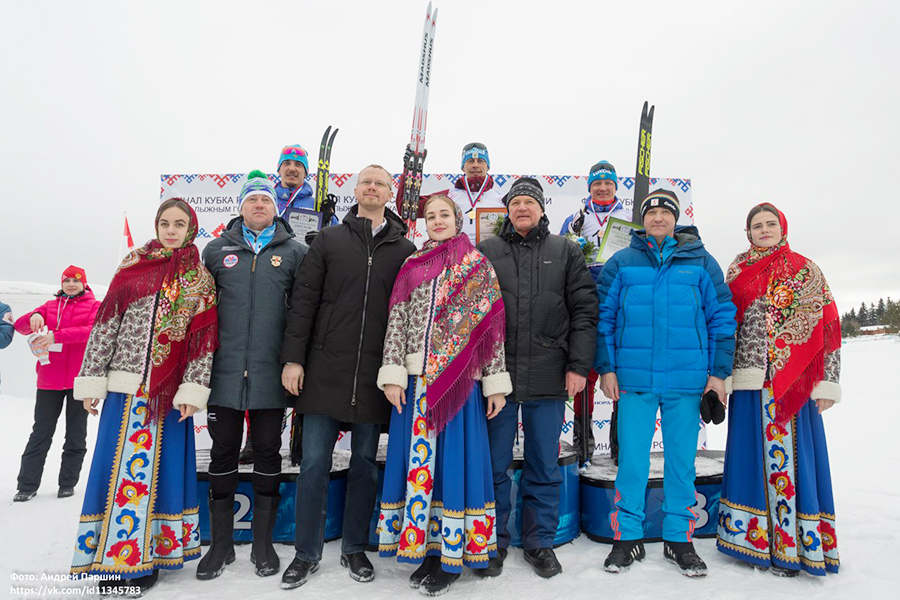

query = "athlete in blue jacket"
[[275, 144, 339, 226], [595, 189, 736, 577]]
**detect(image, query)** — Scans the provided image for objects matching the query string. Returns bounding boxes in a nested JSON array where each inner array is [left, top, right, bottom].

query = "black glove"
[[304, 230, 319, 246], [321, 193, 338, 222], [403, 144, 414, 167], [700, 389, 726, 425], [572, 209, 586, 235]]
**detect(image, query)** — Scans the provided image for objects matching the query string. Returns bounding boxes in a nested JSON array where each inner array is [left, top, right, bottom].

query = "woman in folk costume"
[[376, 194, 512, 597], [716, 203, 841, 577], [71, 198, 218, 595]]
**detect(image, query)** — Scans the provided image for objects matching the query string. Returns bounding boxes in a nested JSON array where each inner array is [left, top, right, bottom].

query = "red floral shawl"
[[726, 203, 840, 424], [389, 206, 505, 434], [96, 199, 218, 421]]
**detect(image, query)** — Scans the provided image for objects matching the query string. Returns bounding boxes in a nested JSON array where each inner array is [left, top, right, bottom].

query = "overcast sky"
[[2, 0, 898, 313]]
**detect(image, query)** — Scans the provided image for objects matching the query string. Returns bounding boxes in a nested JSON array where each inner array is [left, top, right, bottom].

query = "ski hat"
[[587, 161, 618, 191], [278, 144, 309, 176], [61, 265, 87, 287], [640, 188, 680, 223], [504, 177, 545, 210], [239, 170, 276, 208], [461, 142, 490, 171]]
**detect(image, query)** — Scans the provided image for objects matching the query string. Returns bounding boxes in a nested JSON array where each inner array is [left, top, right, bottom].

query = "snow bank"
[[1, 296, 898, 598]]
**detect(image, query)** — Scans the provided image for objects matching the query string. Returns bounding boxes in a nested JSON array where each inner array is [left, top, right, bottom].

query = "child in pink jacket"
[[13, 266, 100, 502]]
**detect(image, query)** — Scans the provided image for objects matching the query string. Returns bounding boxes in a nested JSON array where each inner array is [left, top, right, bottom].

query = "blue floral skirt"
[[716, 388, 840, 575], [70, 391, 201, 579], [378, 375, 497, 573]]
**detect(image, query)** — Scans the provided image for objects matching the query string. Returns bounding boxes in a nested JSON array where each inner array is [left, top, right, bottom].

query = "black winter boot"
[[409, 555, 440, 589], [196, 494, 236, 580], [239, 437, 254, 464], [604, 540, 645, 573], [523, 548, 562, 578], [663, 541, 707, 577], [474, 546, 506, 578], [250, 493, 281, 576], [125, 570, 158, 598], [573, 415, 596, 464], [419, 563, 460, 597]]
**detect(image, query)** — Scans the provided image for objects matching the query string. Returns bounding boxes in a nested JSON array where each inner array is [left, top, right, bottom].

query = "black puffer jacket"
[[478, 216, 598, 402], [281, 206, 415, 424]]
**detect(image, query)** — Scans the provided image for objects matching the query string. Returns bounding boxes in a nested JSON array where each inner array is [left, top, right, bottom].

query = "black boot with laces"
[[604, 540, 645, 573], [663, 541, 707, 577]]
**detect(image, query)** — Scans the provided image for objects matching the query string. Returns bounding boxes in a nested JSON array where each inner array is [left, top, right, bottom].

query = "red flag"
[[123, 216, 135, 251]]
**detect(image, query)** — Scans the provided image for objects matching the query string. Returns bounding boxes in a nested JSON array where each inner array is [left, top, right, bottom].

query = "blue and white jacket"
[[275, 182, 339, 226], [560, 197, 631, 283], [594, 226, 736, 394]]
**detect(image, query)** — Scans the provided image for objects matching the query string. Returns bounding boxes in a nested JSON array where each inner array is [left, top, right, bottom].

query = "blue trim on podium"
[[196, 470, 348, 544], [506, 451, 581, 548], [196, 445, 583, 547], [579, 452, 723, 543]]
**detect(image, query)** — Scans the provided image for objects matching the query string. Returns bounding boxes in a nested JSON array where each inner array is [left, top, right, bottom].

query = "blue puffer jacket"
[[594, 225, 736, 394]]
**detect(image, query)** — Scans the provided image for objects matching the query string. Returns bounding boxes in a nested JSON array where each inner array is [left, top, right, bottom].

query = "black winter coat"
[[203, 217, 307, 410], [478, 216, 598, 402], [281, 206, 416, 424]]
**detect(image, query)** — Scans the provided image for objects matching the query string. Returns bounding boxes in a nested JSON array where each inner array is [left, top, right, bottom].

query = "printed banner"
[[162, 172, 698, 454]]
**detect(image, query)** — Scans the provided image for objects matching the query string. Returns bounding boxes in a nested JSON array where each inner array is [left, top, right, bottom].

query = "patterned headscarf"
[[389, 195, 505, 434], [96, 198, 218, 421], [726, 203, 840, 424]]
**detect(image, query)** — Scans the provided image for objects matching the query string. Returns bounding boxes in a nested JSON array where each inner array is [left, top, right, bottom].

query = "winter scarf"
[[389, 201, 505, 434], [96, 199, 218, 421], [726, 203, 840, 425]]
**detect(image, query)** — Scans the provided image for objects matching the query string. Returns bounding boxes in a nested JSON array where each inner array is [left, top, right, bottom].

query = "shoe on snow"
[[409, 556, 440, 589], [341, 552, 375, 582], [474, 547, 507, 578], [280, 558, 319, 590], [663, 541, 707, 577], [58, 487, 75, 498], [124, 570, 158, 598], [771, 565, 799, 577], [14, 490, 36, 502], [604, 540, 646, 573], [523, 548, 562, 578], [419, 567, 460, 597]]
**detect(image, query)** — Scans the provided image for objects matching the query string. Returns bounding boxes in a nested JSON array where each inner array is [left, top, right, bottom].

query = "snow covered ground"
[[1, 292, 898, 599]]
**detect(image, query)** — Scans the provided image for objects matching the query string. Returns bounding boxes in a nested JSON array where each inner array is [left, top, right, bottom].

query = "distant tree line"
[[841, 297, 900, 337]]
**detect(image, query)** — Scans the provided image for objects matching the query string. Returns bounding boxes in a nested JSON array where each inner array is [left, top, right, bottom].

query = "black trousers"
[[17, 389, 88, 493], [207, 406, 284, 498]]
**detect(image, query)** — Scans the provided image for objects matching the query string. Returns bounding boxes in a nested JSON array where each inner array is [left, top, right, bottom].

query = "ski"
[[400, 2, 438, 241], [631, 101, 654, 224], [314, 125, 339, 222]]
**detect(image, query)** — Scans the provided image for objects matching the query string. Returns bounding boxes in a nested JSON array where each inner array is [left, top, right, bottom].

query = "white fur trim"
[[481, 372, 512, 398], [724, 376, 734, 396], [172, 382, 211, 411], [810, 381, 842, 403], [107, 370, 143, 396], [377, 364, 409, 391], [405, 352, 424, 375], [731, 367, 766, 391], [73, 376, 108, 400]]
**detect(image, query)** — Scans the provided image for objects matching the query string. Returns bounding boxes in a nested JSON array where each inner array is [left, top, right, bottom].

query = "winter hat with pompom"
[[239, 170, 276, 208]]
